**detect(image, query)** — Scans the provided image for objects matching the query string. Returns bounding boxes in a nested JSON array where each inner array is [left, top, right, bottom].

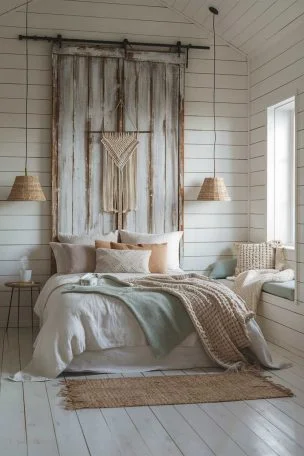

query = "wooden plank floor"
[[1, 329, 304, 456]]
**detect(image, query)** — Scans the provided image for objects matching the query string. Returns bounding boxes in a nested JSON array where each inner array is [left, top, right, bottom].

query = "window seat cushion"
[[217, 278, 295, 301], [262, 280, 295, 301]]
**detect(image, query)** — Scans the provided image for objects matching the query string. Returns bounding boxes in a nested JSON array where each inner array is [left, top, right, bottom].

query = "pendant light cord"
[[25, 1, 29, 175], [212, 12, 216, 178]]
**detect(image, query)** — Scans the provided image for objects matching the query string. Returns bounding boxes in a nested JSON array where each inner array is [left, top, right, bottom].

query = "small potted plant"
[[19, 256, 32, 282]]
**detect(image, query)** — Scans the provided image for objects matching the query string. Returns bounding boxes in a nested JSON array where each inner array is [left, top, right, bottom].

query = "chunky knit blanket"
[[124, 273, 254, 370]]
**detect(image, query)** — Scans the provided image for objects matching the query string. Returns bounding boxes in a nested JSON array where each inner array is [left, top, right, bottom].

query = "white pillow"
[[95, 248, 151, 273], [58, 230, 118, 246], [119, 230, 183, 270]]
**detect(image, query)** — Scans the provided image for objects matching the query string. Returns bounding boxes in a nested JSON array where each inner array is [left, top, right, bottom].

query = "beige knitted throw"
[[125, 273, 254, 370]]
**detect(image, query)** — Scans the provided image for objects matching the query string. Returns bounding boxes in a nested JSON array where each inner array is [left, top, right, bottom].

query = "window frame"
[[267, 96, 296, 249]]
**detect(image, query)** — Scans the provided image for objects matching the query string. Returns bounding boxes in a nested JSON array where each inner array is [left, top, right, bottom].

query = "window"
[[267, 97, 295, 247]]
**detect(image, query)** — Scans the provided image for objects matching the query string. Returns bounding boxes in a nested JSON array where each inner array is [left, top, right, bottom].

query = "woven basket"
[[197, 177, 230, 201], [7, 175, 46, 201]]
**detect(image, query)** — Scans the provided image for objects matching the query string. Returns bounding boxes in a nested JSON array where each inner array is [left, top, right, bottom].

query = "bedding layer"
[[11, 272, 283, 380], [65, 273, 255, 370], [63, 276, 194, 358]]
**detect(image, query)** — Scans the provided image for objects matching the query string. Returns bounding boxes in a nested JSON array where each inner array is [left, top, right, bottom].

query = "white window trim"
[[267, 96, 296, 249]]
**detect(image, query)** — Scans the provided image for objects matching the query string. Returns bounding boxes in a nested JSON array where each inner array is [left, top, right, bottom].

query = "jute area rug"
[[60, 372, 293, 410]]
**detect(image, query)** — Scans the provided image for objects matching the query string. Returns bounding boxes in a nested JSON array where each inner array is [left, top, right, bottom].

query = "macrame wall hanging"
[[100, 100, 139, 225]]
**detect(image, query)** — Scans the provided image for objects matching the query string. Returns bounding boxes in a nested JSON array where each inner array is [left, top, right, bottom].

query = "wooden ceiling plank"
[[223, 0, 277, 42], [172, 0, 190, 12], [183, 0, 207, 19], [242, 1, 304, 55], [194, 0, 225, 25], [201, 0, 240, 28], [217, 0, 256, 36], [0, 0, 40, 17], [158, 0, 247, 56], [232, 0, 296, 50], [26, 0, 186, 24]]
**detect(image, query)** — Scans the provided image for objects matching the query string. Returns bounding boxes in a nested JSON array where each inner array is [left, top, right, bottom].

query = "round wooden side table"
[[4, 281, 41, 332]]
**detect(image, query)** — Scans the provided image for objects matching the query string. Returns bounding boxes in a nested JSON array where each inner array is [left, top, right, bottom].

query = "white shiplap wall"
[[249, 20, 304, 355], [0, 0, 248, 326]]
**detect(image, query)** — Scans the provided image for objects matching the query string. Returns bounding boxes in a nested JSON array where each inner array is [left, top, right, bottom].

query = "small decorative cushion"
[[95, 240, 112, 249], [58, 230, 118, 246], [95, 248, 151, 273], [234, 242, 275, 275], [50, 242, 96, 274], [209, 258, 237, 279], [110, 242, 168, 274], [119, 230, 183, 270], [275, 247, 287, 271]]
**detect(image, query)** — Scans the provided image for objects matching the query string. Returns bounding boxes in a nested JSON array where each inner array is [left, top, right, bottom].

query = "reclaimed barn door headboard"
[[52, 45, 185, 239]]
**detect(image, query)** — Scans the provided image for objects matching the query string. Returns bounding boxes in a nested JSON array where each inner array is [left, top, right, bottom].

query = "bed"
[[37, 272, 215, 374], [11, 269, 282, 381]]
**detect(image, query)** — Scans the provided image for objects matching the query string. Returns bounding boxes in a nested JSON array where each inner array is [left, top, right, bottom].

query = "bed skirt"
[[66, 345, 216, 373]]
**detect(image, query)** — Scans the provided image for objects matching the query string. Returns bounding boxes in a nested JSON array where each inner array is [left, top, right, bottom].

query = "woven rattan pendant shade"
[[197, 177, 230, 201], [7, 175, 46, 201]]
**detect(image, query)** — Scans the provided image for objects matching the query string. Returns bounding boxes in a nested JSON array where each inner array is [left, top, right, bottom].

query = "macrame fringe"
[[101, 132, 138, 214]]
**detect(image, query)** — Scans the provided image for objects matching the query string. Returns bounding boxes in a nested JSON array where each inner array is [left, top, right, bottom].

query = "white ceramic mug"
[[19, 269, 32, 282]]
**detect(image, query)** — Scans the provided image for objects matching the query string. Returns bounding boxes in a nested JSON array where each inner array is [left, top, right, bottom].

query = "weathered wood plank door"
[[52, 46, 185, 238]]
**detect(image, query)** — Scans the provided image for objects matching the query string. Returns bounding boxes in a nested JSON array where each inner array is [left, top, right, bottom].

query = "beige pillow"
[[234, 242, 275, 275], [119, 230, 183, 270], [58, 230, 118, 246], [95, 240, 112, 249], [50, 242, 96, 273], [275, 246, 287, 271], [110, 242, 168, 274], [95, 248, 151, 273]]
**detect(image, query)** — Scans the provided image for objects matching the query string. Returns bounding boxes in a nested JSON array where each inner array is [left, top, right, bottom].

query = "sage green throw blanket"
[[63, 276, 194, 358]]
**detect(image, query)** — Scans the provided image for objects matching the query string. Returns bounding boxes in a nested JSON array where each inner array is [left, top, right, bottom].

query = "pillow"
[[58, 230, 117, 246], [95, 248, 151, 274], [234, 242, 275, 275], [50, 242, 95, 274], [95, 240, 112, 249], [119, 230, 183, 270], [209, 258, 237, 279], [110, 242, 168, 274], [275, 247, 287, 271]]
